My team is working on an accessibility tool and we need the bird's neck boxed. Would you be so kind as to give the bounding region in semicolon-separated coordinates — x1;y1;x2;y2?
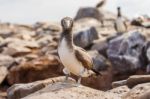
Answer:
61;29;74;49
118;10;122;18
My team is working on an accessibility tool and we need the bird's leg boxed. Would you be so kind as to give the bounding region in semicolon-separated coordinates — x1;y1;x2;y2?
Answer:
63;68;70;83
77;75;82;85
76;68;85;86
101;20;104;27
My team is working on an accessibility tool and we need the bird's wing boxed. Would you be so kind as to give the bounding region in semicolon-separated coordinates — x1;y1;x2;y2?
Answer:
75;47;93;69
114;21;117;31
123;21;128;31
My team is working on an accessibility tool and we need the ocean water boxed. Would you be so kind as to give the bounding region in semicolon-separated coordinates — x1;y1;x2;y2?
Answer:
0;0;149;24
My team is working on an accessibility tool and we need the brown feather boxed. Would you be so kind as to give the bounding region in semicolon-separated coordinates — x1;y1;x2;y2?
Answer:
74;47;93;69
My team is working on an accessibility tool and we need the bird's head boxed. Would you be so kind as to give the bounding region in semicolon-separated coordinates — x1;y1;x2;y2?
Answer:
117;6;121;17
117;7;121;11
61;17;73;31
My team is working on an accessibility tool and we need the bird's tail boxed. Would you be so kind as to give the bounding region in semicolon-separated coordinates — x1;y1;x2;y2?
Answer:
91;68;102;76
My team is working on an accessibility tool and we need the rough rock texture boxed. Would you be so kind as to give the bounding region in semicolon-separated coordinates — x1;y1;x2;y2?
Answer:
88;50;109;71
92;39;108;57
126;75;150;88
0;54;15;68
7;76;75;99
0;66;8;84
107;31;146;74
22;82;120;99
7;55;62;85
108;86;130;98
123;83;150;99
112;80;127;88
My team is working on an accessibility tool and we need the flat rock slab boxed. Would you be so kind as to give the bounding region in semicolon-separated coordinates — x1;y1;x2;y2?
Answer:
123;83;150;99
7;76;75;99
23;82;120;99
0;66;8;84
127;75;150;88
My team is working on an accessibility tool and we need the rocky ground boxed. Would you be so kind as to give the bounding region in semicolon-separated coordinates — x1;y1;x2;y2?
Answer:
0;7;150;99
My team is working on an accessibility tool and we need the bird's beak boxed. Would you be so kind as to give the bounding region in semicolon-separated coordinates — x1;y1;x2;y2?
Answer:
64;20;72;30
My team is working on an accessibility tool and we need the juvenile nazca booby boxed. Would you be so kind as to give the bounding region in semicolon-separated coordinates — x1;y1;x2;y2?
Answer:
58;17;100;84
114;7;127;33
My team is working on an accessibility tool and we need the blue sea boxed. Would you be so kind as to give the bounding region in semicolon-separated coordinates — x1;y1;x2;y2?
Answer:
0;0;149;24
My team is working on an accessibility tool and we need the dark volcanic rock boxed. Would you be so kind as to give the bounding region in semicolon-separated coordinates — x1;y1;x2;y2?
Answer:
74;27;99;48
140;41;150;73
92;39;108;57
74;7;104;24
88;50;109;71
107;31;146;74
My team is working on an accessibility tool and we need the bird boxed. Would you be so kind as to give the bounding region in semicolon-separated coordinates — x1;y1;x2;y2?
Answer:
58;17;101;85
96;0;106;8
114;7;127;34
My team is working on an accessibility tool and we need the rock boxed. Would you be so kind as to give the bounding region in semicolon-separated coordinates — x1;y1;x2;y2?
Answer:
22;82;120;99
0;54;15;68
88;50;109;71
139;41;150;73
7;40;39;49
33;22;61;32
74;18;101;30
112;80;127;88
107;31;146;74
138;90;150;99
108;86;130;98
37;35;53;47
126;75;150;88
0;66;8;84
74;7;104;25
7;76;75;99
42;42;58;55
91;39;108;57
81;65;113;90
2;46;31;56
74;27;99;48
123;83;150;99
0;92;7;99
131;15;150;28
0;23;14;38
7;55;62;85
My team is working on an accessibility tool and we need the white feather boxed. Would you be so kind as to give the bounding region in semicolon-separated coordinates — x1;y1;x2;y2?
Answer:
58;38;87;76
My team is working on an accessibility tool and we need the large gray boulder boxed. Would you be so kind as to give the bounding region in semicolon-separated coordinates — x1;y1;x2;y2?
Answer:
74;7;104;24
107;31;146;74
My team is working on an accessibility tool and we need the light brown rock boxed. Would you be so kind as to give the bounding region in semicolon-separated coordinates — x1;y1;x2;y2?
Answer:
127;75;150;88
7;55;62;85
7;76;75;99
123;83;150;99
23;82;120;99
112;80;127;88
0;54;15;68
108;86;130;98
0;66;8;84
